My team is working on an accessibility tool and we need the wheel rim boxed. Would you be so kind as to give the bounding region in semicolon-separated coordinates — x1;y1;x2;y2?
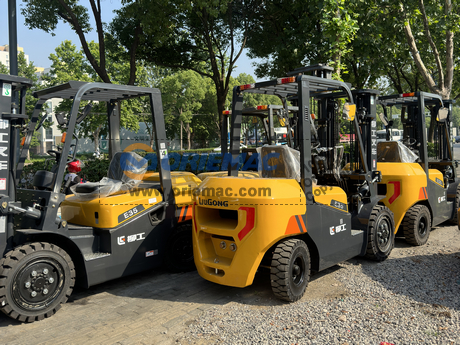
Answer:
418;215;428;237
376;216;391;252
291;254;305;286
12;257;65;311
171;234;193;264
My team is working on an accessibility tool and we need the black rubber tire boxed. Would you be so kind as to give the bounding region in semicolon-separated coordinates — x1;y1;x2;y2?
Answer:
402;204;431;246
365;205;395;261
164;223;195;273
449;185;460;225
0;242;75;322
270;239;310;302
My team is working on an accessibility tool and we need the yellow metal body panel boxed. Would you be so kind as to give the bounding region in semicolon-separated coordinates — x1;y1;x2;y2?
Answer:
314;186;348;212
377;162;435;231
193;176;306;288
197;171;259;180
61;188;163;228
61;171;200;228
428;169;444;187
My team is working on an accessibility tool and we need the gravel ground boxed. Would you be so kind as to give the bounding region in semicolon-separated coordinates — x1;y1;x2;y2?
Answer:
178;225;460;345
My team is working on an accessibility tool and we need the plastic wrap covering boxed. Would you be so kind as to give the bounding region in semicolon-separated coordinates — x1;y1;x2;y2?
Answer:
314;146;344;181
257;145;301;181
377;141;418;163
71;152;148;199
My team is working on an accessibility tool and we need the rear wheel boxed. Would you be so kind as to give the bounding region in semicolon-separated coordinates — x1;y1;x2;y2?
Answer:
449;185;460;225
365;205;395;261
0;242;75;322
270;239;310;302
164;223;195;272
402;204;431;246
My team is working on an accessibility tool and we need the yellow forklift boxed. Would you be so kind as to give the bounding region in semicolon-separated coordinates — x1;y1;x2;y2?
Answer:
192;65;395;302
0;78;199;322
376;92;457;245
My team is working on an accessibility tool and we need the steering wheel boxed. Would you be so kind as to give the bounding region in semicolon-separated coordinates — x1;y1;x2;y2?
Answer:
47;150;61;158
402;137;417;146
48;146;75;163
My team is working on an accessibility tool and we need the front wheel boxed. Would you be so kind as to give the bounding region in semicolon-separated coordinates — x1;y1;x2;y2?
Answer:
402;204;431;246
164;223;195;273
365;205;395;261
270;239;310;302
0;242;75;322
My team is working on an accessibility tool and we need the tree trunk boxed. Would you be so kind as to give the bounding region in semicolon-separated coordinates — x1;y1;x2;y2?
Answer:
93;126;101;152
186;122;191;150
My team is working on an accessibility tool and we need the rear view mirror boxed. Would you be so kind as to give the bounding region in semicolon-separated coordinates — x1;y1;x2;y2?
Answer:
378;113;388;126
77;103;93;124
437;107;448;122
343;103;356;121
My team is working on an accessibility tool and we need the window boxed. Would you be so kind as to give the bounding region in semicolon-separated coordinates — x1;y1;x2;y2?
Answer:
45;128;53;140
45;101;53;114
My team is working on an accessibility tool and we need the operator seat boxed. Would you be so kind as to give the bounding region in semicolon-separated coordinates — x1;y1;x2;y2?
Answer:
259;146;300;181
72;151;148;197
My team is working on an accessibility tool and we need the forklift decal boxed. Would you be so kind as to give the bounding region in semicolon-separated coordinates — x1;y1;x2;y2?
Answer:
237;207;255;240
438;195;446;203
388;181;401;204
117;232;146;245
117;205;145;223
330;223;346;235
418;187;428;200
176;205;192;223
284;215;307;235
1;83;11;97
435;177;443;186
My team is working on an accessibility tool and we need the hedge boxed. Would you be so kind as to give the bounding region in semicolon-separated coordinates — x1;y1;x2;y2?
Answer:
18;152;260;189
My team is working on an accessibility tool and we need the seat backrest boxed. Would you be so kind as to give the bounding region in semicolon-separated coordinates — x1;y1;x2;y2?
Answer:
259;146;300;180
377;141;401;162
107;152;148;183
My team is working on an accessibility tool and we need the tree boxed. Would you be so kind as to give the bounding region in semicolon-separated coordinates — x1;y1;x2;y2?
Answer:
245;0;358;79
42;41;141;151
118;0;256;135
160;70;207;150
394;1;459;141
21;0;143;85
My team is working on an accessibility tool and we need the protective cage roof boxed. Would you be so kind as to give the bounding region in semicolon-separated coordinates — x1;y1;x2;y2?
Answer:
33;81;160;102
378;92;444;107
0;73;33;87
230;105;299;118
242;75;352;99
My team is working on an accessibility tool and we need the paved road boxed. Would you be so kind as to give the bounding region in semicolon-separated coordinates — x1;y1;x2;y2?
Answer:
0;263;280;345
1;225;459;345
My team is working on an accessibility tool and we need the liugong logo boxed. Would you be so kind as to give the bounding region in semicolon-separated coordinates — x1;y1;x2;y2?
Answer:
198;199;229;207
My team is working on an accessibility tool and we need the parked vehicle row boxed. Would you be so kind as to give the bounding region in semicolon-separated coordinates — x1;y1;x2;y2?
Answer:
0;65;457;322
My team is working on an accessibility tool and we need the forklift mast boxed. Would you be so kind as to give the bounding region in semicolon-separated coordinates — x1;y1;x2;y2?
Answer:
0;74;33;256
378;92;451;176
354;90;380;172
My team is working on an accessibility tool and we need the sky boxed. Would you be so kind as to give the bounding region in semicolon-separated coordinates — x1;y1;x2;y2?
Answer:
0;0;261;80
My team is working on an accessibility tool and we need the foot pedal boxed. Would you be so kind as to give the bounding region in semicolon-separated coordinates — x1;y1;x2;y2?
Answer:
84;252;110;261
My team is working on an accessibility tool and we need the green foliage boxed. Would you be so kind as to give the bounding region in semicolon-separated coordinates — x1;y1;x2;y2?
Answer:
160;70;208;149
21;0;91;35
79;157;111;182
118;0;254;131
